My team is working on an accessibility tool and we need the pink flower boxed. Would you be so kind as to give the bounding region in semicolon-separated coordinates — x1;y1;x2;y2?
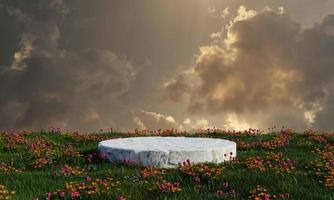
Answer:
70;191;80;198
85;176;92;182
46;192;51;198
46;192;51;200
330;160;334;167
86;154;93;163
117;196;126;200
58;191;65;198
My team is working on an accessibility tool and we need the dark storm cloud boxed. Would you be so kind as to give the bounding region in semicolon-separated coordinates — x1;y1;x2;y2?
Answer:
0;0;137;131
0;0;220;131
167;8;334;130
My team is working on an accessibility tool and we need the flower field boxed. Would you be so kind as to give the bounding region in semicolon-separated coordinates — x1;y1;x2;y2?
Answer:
0;128;333;199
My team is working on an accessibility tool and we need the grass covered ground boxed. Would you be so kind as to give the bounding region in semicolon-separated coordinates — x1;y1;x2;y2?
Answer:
0;128;333;200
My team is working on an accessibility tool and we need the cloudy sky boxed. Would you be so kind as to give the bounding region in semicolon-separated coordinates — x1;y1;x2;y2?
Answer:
1;0;334;132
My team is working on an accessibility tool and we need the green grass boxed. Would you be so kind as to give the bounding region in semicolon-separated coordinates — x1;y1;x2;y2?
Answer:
0;130;333;199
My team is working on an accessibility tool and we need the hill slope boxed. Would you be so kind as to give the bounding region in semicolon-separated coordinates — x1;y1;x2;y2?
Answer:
0;129;333;199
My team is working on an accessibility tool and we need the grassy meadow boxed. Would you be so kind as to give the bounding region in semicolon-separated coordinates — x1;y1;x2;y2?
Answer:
0;128;333;200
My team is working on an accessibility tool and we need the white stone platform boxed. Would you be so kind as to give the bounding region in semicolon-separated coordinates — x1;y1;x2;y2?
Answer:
98;137;237;168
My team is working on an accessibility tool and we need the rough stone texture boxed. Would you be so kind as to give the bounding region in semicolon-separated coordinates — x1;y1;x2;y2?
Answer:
98;137;237;168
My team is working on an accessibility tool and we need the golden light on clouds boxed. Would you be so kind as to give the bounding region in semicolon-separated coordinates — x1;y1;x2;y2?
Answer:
211;77;246;102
